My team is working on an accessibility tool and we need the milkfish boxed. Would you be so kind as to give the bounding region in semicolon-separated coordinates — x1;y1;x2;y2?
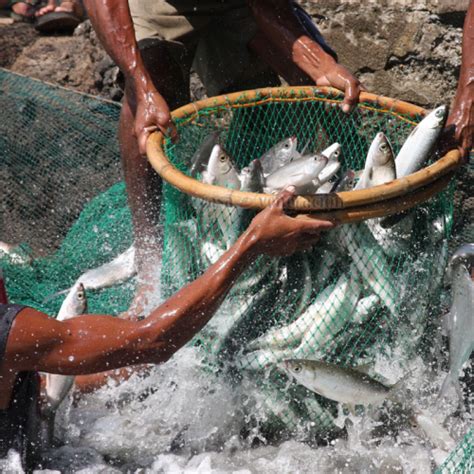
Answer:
395;105;447;178
45;282;88;414
355;132;395;190
247;270;360;353
318;143;342;185
201;144;241;248
51;245;136;298
439;243;474;403
260;136;299;176
410;409;456;453
280;359;406;410
356;134;411;257
190;131;221;178
337;222;399;317
264;154;328;194
295;270;362;356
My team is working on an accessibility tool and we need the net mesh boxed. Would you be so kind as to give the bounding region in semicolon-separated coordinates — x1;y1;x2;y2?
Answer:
0;69;471;464
436;428;473;474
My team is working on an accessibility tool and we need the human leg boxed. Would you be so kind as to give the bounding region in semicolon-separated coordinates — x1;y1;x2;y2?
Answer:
119;38;193;318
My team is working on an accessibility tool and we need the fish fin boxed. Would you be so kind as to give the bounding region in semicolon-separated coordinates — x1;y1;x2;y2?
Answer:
441;311;452;335
353;363;372;375
43;287;71;303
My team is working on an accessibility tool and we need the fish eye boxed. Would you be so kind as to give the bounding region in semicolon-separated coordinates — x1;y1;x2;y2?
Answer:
379;143;388;151
293;365;302;373
435;109;444;117
334;150;340;157
219;154;227;162
77;292;84;299
284;143;290;149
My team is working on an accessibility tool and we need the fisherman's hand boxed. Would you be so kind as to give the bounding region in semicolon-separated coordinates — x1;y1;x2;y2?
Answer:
247;187;336;257
443;90;474;163
133;86;178;155
293;37;362;113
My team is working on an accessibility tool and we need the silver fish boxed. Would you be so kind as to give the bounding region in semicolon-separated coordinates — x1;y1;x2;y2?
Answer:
280;359;404;408
439;244;474;402
319;143;342;184
296;270;361;355
395;105;447;178
264;154;328;194
202;144;240;190
239;159;264;193
355;132;395;190
260;136;299;176
51;245;136;300
335;170;356;192
411;410;455;452
200;144;241;248
45;282;87;413
337;223;399;317
190;131;221;177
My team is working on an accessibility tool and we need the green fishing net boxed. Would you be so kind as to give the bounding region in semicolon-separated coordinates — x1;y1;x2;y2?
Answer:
436;428;473;474
0;69;471;465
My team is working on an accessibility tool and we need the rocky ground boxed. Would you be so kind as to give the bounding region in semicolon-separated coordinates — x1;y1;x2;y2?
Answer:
0;2;468;108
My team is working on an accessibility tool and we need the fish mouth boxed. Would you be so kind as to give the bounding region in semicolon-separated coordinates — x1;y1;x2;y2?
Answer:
290;135;297;143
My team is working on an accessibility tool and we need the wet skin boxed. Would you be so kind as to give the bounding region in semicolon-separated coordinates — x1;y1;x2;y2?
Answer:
81;0;361;291
0;189;335;409
443;0;474;161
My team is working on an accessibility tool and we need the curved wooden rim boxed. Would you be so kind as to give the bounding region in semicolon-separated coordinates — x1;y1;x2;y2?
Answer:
295;172;453;224
146;86;461;213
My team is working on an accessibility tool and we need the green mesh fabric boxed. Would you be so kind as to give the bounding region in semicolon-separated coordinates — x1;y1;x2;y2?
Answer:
160;90;456;436
436;429;473;474
0;70;468;459
0;69;133;315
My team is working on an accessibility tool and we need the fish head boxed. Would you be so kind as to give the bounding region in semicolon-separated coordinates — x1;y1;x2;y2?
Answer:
240;160;264;192
208;144;233;177
425;105;448;130
74;282;88;313
371;132;395;167
335;170;356;191
275;136;298;165
321;142;342;162
449;243;474;275
306;154;328;177
281;359;313;383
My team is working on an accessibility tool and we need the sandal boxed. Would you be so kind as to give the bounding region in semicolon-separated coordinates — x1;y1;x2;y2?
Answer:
10;0;38;23
34;0;83;33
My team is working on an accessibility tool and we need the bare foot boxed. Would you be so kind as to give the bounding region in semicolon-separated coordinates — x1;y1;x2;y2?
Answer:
35;0;55;17
12;1;35;19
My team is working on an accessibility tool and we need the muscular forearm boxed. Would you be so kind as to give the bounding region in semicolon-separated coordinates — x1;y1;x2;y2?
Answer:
446;0;474;158
83;0;151;90
10;229;259;375
459;0;474;88
248;0;335;80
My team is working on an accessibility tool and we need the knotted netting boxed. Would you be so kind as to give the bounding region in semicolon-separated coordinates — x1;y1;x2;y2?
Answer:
1;69;471;460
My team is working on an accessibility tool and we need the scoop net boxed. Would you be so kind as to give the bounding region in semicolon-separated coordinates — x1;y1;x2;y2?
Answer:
0;69;471;462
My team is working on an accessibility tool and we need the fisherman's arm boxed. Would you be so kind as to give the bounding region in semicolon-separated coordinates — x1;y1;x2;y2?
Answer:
247;0;361;112
5;190;334;376
445;0;474;161
82;0;176;153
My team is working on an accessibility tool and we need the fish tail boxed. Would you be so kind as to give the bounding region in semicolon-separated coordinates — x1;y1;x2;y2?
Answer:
438;373;453;400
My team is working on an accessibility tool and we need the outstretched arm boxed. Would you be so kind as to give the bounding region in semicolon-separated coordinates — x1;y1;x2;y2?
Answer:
445;0;474;161
4;190;335;376
83;0;177;152
248;0;362;112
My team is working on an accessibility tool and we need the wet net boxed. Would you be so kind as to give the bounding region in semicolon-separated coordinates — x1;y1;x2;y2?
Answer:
1;69;471;464
436;428;473;474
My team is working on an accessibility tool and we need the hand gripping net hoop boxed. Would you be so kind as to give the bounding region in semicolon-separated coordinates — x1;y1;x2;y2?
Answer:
146;86;462;437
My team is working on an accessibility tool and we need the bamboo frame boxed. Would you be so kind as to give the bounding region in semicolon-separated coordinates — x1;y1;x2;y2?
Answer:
146;86;461;220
